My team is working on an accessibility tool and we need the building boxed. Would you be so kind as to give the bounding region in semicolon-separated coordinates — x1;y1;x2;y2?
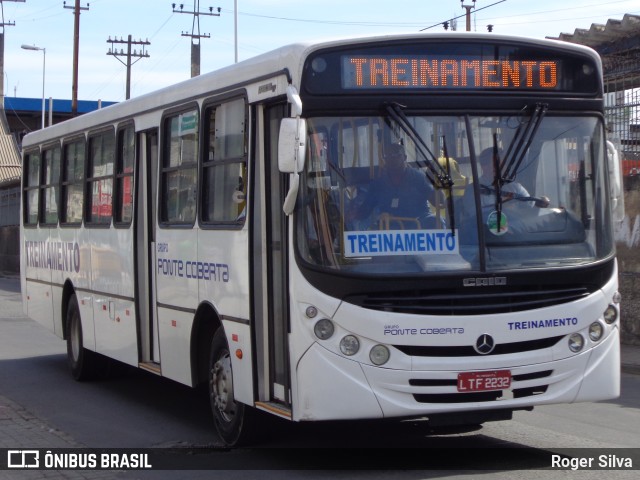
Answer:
4;97;116;150
548;14;640;188
549;13;640;345
0;108;21;274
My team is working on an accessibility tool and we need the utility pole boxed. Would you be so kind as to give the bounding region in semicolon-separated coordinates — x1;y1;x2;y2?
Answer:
461;0;476;32
0;1;25;105
107;35;150;100
172;1;221;77
63;0;89;116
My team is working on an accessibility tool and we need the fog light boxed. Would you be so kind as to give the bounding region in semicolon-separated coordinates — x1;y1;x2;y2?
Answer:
340;335;360;356
305;305;318;318
370;345;390;366
568;333;584;353
612;291;621;304
314;319;334;340
603;305;618;324
589;322;604;342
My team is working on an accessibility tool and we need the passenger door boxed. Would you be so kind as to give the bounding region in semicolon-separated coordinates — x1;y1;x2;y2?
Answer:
252;102;291;411
135;128;161;369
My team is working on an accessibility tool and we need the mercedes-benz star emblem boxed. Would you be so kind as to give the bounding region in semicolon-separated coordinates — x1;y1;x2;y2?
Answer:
474;334;496;355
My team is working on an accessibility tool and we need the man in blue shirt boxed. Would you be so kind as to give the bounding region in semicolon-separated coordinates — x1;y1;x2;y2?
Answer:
350;143;440;229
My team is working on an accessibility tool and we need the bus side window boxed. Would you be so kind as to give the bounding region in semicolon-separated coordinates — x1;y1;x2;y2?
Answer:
201;97;247;225
115;125;135;226
61;139;85;225
23;150;41;226
161;108;199;225
41;146;61;226
87;130;116;225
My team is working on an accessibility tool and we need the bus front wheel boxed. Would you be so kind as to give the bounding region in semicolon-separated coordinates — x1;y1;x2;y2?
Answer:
209;328;256;446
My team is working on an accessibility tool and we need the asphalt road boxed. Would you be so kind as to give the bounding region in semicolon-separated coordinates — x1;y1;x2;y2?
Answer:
1;276;638;479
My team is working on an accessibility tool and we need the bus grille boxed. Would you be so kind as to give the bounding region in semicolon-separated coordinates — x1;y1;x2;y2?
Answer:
344;286;591;315
394;336;564;357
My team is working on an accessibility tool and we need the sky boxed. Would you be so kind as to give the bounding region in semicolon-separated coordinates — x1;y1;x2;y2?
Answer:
2;0;639;103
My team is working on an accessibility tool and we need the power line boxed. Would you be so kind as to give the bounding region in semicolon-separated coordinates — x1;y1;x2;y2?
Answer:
484;11;640;27
421;0;507;31
481;0;639;21
218;8;427;28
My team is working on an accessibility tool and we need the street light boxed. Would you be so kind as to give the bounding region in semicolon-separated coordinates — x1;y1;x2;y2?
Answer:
21;44;46;130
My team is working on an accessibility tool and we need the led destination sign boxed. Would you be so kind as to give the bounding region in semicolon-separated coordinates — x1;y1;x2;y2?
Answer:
343;56;559;90
302;42;600;95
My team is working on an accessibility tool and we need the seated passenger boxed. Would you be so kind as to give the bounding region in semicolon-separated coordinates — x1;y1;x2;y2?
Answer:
437;155;467;199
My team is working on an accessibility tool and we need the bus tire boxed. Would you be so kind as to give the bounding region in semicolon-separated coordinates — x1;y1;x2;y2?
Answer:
66;294;100;381
209;328;256;446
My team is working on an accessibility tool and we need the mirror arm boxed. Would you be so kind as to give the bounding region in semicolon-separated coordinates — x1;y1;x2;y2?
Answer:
287;85;302;118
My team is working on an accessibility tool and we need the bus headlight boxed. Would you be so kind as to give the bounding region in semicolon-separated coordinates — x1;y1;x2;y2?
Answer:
568;333;584;353
589;322;604;342
603;305;618;324
314;319;334;340
340;335;360;356
369;345;390;366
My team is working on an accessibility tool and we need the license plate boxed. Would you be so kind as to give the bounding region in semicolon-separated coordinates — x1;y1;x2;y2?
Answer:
457;370;511;392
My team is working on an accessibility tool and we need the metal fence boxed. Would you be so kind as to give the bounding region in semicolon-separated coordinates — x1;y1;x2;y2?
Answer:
604;56;640;192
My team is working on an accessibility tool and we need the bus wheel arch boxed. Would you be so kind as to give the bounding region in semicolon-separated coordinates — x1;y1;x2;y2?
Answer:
61;280;76;341
64;291;102;381
208;327;259;446
191;304;259;446
191;302;220;387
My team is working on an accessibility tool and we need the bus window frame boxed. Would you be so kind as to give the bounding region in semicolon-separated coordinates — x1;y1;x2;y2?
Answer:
199;91;249;230
39;141;62;227
60;134;87;228
22;148;42;228
114;121;135;228
159;102;200;228
85;126;116;228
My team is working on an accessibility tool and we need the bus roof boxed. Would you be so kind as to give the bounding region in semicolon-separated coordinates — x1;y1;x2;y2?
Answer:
21;32;600;149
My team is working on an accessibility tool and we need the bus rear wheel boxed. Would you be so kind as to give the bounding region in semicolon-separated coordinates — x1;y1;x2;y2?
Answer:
66;294;101;381
209;328;256;446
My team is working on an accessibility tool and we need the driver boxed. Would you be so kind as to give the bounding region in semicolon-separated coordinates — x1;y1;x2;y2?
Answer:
349;143;441;229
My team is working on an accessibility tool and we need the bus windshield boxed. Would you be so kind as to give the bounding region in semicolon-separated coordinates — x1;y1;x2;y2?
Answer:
295;112;613;274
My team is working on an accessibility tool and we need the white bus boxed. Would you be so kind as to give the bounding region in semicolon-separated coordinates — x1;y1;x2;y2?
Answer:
21;33;622;446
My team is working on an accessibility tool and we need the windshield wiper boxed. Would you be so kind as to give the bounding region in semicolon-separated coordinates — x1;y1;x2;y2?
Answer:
502;103;548;182
491;136;505;232
440;135;456;236
486;103;547;233
384;103;453;189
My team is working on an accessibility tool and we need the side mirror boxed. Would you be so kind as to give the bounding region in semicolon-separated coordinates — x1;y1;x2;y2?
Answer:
278;118;306;173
